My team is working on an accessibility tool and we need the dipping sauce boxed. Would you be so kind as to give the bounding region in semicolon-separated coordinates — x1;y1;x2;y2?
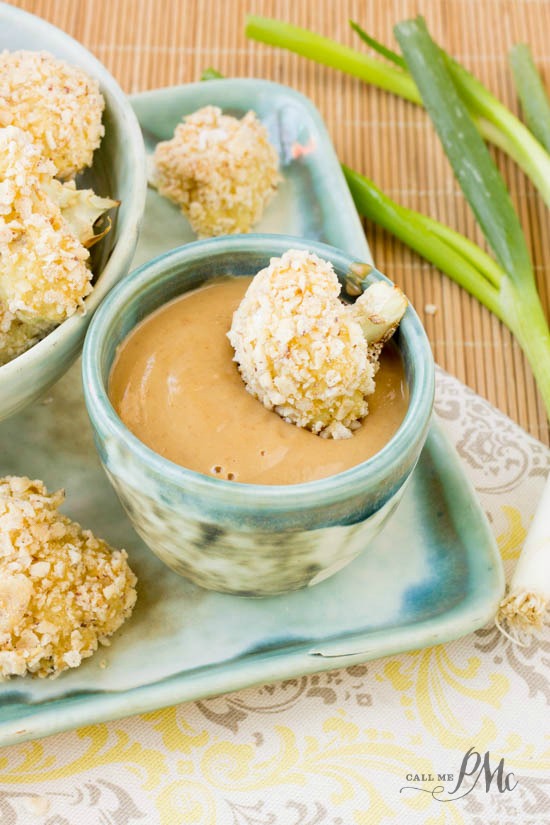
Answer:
109;277;409;485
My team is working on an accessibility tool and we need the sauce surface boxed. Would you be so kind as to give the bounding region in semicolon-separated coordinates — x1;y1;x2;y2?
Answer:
109;277;409;485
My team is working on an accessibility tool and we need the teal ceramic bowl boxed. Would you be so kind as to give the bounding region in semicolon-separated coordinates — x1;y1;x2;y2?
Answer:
83;235;435;595
0;4;147;420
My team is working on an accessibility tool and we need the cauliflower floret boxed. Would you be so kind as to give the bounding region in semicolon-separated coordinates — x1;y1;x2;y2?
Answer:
228;250;407;439
350;279;410;363
152;105;280;237
0;50;105;179
0;476;137;680
0;126;115;328
43;178;118;248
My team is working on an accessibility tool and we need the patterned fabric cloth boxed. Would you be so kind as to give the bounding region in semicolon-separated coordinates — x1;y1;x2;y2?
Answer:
0;368;548;825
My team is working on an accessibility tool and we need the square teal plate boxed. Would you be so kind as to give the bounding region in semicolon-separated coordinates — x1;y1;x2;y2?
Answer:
0;80;504;747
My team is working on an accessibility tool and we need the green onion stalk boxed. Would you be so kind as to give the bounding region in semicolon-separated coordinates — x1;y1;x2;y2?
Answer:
246;15;550;208
392;17;550;419
343;167;550;419
355;17;550;635
509;43;550;154
200;67;225;81
246;14;550;418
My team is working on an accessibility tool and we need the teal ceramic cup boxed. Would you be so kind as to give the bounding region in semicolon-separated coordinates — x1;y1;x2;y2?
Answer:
83;235;434;595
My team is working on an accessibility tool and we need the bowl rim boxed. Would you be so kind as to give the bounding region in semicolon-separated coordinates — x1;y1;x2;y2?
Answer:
0;2;147;380
83;234;435;507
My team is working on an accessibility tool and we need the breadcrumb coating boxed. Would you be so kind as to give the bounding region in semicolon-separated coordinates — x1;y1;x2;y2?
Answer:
0;126;92;325
229;250;374;438
0;302;52;366
228;250;407;439
152;105;280;237
0;476;137;680
0;50;105;179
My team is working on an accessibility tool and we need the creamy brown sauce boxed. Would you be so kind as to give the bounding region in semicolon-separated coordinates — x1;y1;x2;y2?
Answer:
109;277;409;485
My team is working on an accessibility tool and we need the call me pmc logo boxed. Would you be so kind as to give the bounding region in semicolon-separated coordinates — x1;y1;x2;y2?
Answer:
401;747;518;802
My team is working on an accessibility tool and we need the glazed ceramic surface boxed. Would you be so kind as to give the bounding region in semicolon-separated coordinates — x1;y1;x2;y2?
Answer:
83;235;434;594
0;359;503;746
0;3;147;420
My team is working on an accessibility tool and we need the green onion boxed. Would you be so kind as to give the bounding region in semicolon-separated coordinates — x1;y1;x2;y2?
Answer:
245;14;550;412
394;18;533;287
343;166;550;405
349;21;550;206
497;473;550;638
392;17;550;416
245;15;550;208
342;167;506;321
366;27;550;641
442;54;550;207
503;45;550;637
509;43;550;153
344;166;550;423
246;13;550;633
245;16;420;103
349;21;406;69
200;67;225;81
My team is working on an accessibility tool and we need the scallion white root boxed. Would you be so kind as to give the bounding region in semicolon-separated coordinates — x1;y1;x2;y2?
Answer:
497;472;550;640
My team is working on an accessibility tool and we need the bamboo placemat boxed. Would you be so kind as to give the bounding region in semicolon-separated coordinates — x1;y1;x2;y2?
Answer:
7;0;550;444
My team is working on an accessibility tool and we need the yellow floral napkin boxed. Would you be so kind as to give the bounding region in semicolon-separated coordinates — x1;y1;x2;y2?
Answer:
0;367;548;825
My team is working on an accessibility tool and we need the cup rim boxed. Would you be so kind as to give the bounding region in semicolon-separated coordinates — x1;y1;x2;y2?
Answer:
82;234;435;508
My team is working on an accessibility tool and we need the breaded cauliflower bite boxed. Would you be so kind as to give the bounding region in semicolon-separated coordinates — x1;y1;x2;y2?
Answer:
0;126;115;342
0;476;137;679
152;105;280;237
228;250;407;439
0;126;92;324
0;50;105;179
